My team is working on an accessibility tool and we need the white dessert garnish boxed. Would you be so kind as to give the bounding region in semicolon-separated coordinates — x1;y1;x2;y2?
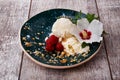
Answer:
77;18;103;43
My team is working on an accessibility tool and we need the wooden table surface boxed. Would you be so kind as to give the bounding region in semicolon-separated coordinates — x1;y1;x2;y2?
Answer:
0;0;120;80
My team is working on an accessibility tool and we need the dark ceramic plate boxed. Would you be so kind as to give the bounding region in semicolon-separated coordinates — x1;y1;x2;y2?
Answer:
19;9;101;69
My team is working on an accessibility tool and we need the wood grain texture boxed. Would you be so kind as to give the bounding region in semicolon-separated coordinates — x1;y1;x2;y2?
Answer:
0;0;30;80
20;0;111;80
96;0;120;80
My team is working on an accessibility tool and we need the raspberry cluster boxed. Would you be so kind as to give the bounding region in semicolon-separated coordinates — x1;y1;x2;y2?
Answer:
45;35;64;52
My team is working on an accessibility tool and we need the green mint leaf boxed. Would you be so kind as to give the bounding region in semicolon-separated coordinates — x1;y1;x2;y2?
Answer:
71;11;82;24
75;11;82;19
82;42;89;48
86;13;98;23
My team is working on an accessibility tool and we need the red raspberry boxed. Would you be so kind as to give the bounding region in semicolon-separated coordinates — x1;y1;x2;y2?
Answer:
55;42;64;51
46;35;58;45
45;44;54;52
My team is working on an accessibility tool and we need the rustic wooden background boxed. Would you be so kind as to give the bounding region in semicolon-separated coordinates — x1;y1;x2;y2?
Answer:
0;0;120;80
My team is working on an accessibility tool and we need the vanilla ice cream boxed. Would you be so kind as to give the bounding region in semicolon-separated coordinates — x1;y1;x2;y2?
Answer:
62;36;90;55
52;18;76;37
52;18;82;42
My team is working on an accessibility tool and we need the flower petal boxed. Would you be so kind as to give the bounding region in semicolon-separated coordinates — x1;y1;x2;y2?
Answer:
77;18;89;31
82;34;103;43
88;19;103;36
70;28;83;43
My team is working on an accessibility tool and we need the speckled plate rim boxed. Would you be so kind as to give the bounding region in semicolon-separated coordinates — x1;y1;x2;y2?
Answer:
19;8;102;69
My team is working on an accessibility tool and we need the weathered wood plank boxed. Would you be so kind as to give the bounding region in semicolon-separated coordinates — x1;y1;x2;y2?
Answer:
29;0;88;18
96;0;120;80
20;0;111;80
0;0;30;80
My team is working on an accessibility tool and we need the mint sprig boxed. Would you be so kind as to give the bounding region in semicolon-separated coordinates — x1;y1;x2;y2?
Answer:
57;11;99;24
71;11;82;24
82;42;89;48
71;11;98;24
86;13;98;23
